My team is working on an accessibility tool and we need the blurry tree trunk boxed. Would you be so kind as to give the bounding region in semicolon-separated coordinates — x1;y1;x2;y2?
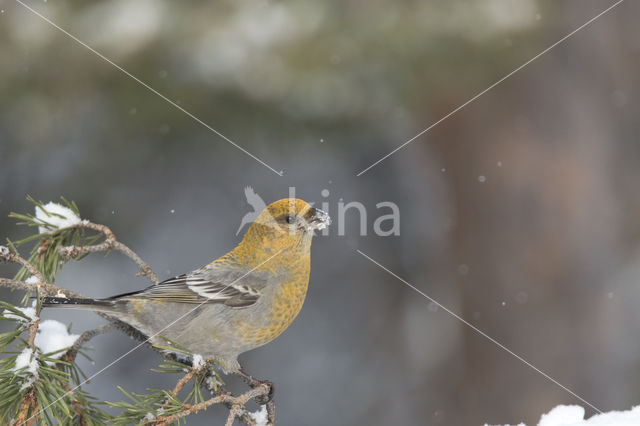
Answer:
426;8;628;422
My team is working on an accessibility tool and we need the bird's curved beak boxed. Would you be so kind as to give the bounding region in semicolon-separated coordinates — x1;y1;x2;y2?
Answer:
308;207;331;231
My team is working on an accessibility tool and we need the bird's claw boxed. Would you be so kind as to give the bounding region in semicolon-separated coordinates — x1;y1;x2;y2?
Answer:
236;370;274;405
254;380;274;405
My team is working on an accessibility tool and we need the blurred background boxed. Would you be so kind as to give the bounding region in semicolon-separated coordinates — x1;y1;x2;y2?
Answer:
1;0;639;424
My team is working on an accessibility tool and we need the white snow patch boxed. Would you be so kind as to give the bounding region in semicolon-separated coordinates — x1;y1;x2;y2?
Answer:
538;405;585;426
12;348;39;390
205;375;215;392
578;405;640;425
143;412;155;421
192;354;205;369
489;404;640;426
35;202;82;234
9;320;79;389
249;405;268;426
19;375;37;391
485;423;524;426
3;301;37;322
25;275;39;285
35;319;80;360
13;348;38;374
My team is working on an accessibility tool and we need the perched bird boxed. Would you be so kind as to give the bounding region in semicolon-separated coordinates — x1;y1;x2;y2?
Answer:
43;198;330;373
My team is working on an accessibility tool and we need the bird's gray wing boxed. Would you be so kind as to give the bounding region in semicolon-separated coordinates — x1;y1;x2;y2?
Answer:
119;265;269;308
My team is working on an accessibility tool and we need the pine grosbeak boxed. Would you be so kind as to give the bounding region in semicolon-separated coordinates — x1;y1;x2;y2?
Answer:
42;198;330;372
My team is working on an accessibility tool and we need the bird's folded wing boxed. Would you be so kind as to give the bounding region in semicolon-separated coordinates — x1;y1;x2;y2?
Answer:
118;265;269;308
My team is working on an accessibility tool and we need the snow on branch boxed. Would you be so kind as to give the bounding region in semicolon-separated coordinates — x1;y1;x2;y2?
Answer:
34;202;83;234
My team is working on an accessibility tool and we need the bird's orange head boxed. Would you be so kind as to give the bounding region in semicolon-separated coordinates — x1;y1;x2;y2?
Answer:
234;198;330;264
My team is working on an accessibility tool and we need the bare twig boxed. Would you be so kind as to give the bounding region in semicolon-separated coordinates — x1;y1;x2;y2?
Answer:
0;277;82;298
171;360;207;396
266;400;275;424
226;405;242;426
0;247;45;285
15;387;38;426
60;324;114;364
61;381;87;426
26;319;39;349
60;222;159;283
236;369;274;406
55;326;113;425
153;357;213;425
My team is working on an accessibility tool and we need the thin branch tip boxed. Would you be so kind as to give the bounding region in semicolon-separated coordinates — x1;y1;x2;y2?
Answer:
62;221;159;283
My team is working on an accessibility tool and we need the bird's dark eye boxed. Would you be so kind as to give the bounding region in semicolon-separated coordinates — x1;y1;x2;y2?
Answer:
285;215;295;224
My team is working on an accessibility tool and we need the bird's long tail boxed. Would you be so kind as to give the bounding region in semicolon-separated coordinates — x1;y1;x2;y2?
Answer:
42;297;118;313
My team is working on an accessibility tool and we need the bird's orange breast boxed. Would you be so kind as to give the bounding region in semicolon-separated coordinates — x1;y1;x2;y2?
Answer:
237;259;310;346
